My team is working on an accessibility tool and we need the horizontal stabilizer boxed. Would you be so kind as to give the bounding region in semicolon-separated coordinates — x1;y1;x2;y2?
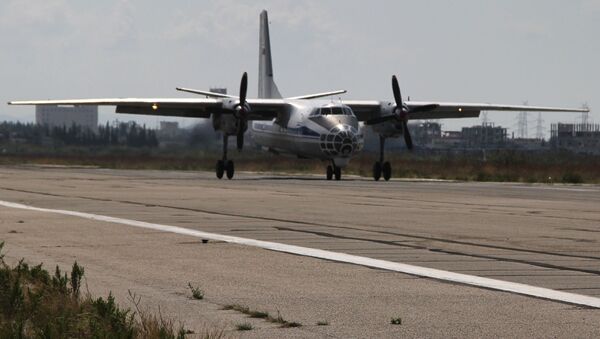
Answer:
287;90;347;100
175;87;236;99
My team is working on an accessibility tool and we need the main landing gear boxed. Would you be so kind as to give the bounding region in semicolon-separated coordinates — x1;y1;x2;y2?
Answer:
373;136;392;181
216;134;235;180
326;163;342;181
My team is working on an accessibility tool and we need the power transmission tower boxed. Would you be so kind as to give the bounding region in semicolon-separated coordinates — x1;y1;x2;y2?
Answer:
535;112;544;140
581;102;590;125
516;101;529;139
518;112;529;138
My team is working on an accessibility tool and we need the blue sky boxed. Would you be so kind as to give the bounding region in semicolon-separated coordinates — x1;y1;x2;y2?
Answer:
1;0;597;137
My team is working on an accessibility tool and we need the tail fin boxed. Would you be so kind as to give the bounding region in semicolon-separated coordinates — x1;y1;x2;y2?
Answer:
258;10;282;99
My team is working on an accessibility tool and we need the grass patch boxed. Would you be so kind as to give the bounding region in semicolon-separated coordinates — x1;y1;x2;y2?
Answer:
188;282;204;300
390;317;402;325
562;172;583;184
248;310;269;319
222;304;249;313
235;322;253;331
0;241;208;338
271;311;302;328
222;304;302;328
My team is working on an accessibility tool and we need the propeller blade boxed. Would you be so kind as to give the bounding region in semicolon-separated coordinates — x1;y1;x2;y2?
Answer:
402;120;413;150
391;75;413;150
392;75;402;107
239;72;248;104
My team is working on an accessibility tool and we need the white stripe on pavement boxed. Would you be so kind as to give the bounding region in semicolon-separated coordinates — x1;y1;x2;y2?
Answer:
1;199;599;309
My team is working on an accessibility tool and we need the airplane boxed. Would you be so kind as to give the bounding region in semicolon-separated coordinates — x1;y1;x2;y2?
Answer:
9;10;589;181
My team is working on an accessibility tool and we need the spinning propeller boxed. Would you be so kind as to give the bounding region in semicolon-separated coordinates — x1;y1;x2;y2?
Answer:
234;72;250;150
366;76;439;150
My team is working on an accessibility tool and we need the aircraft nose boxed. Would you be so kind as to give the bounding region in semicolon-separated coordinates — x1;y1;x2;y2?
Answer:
319;124;363;157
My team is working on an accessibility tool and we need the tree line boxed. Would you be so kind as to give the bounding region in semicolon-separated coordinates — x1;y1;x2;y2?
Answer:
0;121;158;148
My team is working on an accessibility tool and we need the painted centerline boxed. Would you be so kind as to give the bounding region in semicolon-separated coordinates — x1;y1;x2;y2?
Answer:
1;199;599;309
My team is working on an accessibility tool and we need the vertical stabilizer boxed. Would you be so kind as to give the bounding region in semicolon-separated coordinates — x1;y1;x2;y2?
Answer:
258;10;282;99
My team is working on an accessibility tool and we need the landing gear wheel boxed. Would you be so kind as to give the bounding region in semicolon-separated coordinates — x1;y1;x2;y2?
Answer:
382;161;392;181
216;160;225;179
225;160;235;180
373;162;382;181
326;165;333;180
334;166;342;181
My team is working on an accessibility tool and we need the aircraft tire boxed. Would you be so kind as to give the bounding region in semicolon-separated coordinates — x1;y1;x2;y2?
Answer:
226;160;235;179
326;165;333;180
216;160;225;179
334;166;342;181
373;162;382;181
383;161;392;181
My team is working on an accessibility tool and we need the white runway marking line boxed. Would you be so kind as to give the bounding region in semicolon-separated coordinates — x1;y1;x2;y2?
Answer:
1;200;600;309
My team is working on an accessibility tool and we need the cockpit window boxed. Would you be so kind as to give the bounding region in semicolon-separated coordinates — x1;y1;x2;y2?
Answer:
331;107;344;115
314;106;354;116
320;107;332;115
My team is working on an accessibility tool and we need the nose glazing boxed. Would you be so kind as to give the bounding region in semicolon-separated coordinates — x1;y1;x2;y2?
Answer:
320;124;362;157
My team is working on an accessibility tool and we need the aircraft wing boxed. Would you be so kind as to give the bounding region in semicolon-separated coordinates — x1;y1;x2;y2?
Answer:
344;100;588;121
8;98;290;121
406;101;588;120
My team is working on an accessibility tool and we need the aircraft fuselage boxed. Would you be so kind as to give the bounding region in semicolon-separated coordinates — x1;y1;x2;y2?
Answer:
248;100;364;168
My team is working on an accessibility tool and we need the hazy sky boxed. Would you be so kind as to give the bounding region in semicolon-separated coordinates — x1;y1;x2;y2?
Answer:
1;0;598;137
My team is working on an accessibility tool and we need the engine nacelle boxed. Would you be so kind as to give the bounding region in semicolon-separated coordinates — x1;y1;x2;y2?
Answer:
369;102;403;138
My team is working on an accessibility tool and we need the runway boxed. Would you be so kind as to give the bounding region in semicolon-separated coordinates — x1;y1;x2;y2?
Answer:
1;166;599;337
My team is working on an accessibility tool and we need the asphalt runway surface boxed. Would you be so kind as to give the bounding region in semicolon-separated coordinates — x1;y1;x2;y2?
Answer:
1;166;599;338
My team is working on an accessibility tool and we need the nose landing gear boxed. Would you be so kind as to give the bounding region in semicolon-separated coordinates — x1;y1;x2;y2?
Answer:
326;163;342;181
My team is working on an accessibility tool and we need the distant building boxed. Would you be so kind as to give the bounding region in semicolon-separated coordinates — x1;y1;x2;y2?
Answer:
509;137;546;151
437;131;463;148
209;87;227;95
36;105;98;131
410;122;442;147
550;123;600;154
461;124;507;148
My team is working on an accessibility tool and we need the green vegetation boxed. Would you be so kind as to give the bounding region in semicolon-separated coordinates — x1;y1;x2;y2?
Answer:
188;283;204;300
222;304;301;328
0;242;192;338
2;133;599;183
390;317;402;325
0;121;158;148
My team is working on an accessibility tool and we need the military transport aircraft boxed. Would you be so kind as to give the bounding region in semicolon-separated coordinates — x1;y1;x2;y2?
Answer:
9;10;588;181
